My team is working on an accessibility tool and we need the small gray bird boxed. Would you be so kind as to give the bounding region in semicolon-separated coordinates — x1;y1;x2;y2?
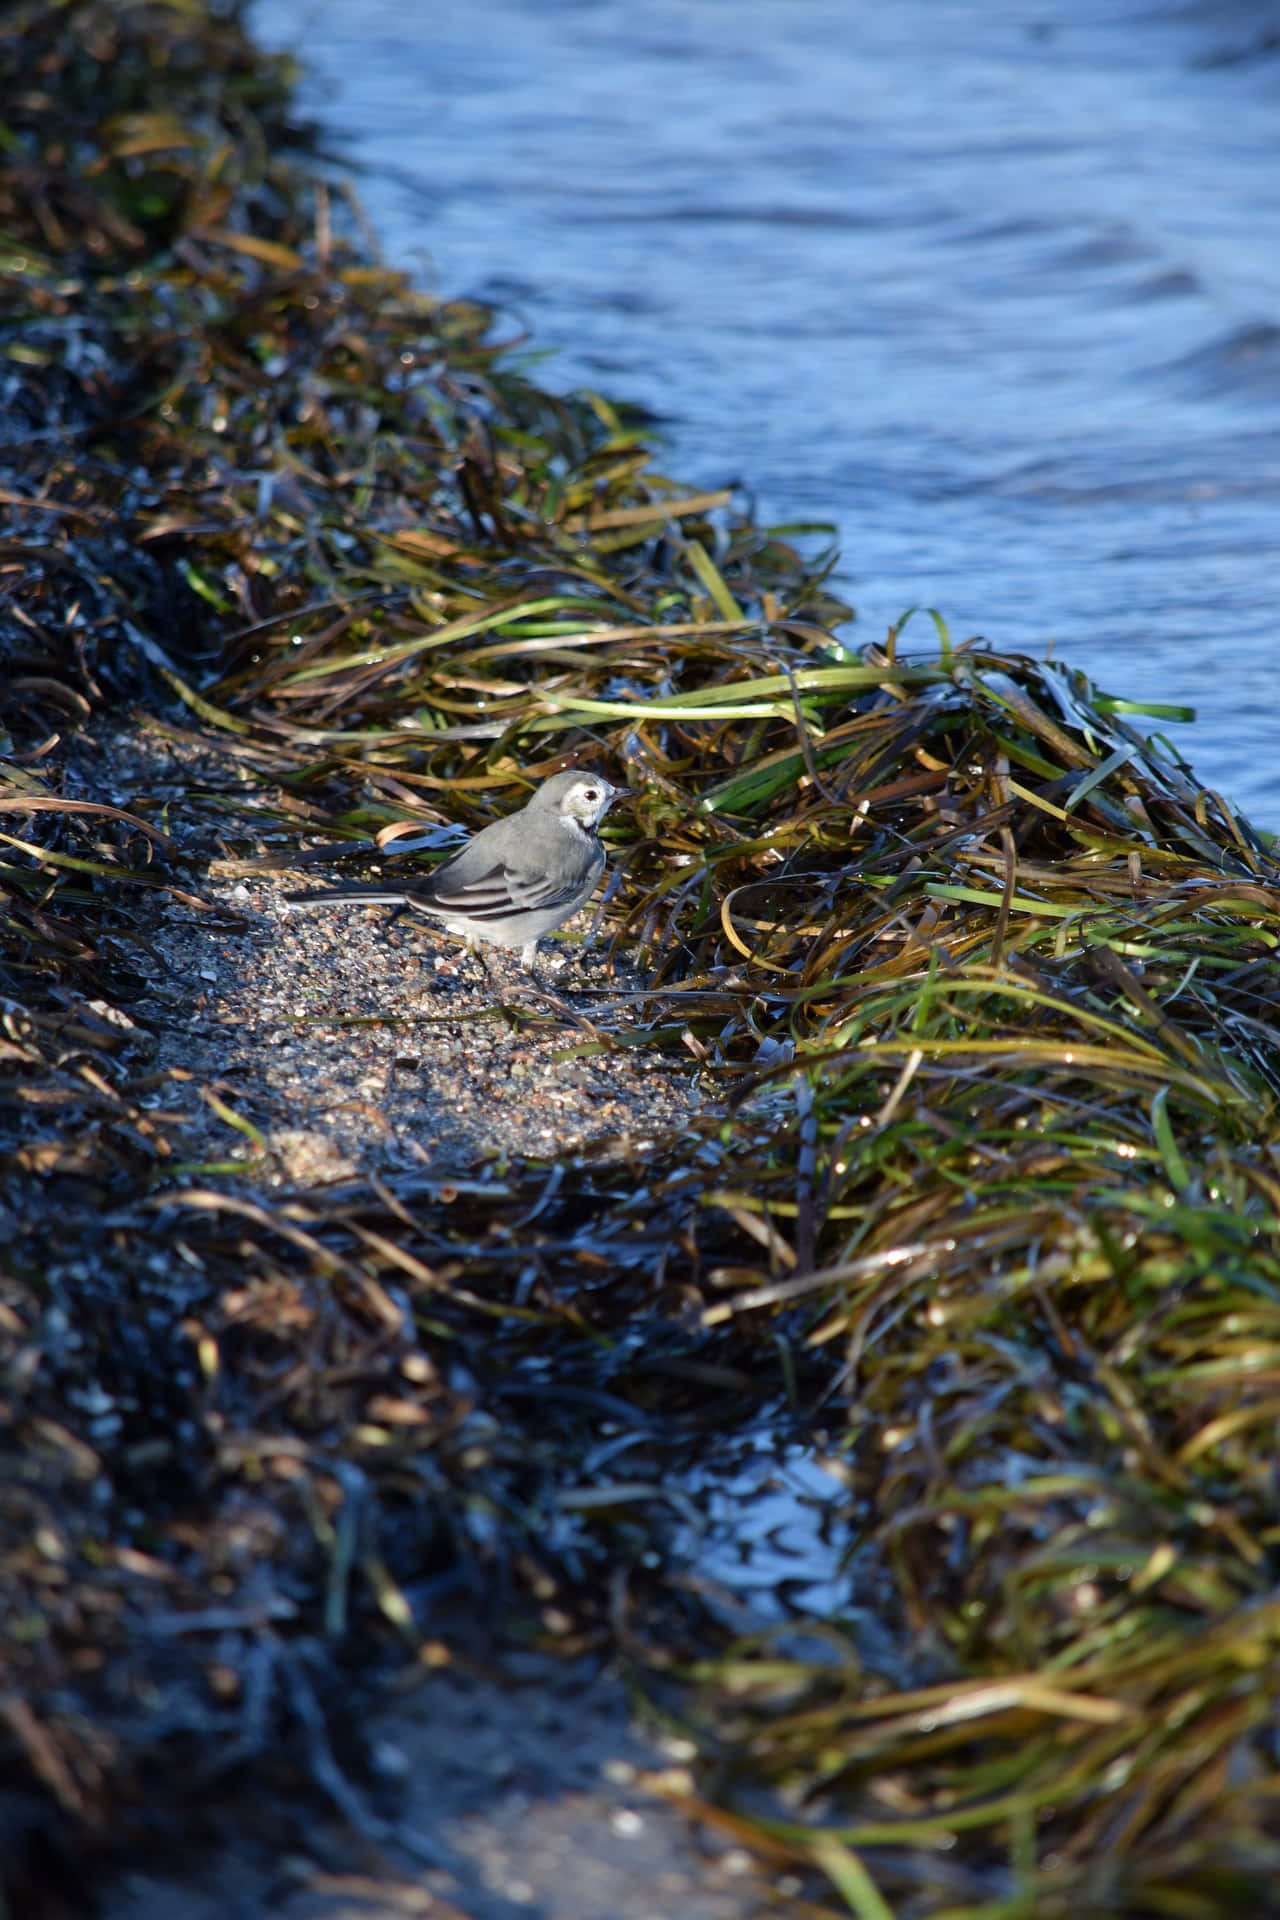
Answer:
287;770;621;970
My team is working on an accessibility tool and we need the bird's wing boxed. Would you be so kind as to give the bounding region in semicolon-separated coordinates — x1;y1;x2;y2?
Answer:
424;850;600;923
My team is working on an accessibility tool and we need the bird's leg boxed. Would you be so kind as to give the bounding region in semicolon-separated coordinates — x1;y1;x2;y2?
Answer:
466;933;494;983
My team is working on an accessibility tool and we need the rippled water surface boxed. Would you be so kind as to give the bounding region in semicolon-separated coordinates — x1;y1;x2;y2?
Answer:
255;0;1280;822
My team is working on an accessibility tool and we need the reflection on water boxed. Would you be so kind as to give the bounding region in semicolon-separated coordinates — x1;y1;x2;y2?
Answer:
672;1426;914;1680
255;0;1280;824
679;1431;855;1624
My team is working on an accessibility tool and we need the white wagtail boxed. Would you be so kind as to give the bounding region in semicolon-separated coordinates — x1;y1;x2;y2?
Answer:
287;770;622;970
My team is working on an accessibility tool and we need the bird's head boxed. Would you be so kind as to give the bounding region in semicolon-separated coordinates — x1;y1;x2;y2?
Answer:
537;770;622;830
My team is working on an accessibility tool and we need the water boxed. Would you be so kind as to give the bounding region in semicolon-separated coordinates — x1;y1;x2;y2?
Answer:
252;0;1280;822
679;1431;856;1624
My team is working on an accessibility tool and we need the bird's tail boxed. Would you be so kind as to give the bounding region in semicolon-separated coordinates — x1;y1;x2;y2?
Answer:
286;884;420;908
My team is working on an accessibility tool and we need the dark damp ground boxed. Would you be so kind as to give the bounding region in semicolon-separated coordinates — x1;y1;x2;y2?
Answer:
108;1634;786;1920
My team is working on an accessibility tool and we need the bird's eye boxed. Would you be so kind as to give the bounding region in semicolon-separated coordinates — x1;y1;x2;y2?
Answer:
584;787;599;801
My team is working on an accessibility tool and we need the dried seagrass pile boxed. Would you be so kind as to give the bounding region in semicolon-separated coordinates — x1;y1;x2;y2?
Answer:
3;4;1280;1915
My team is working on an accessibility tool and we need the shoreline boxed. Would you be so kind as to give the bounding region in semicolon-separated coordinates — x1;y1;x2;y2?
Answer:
4;4;1280;1916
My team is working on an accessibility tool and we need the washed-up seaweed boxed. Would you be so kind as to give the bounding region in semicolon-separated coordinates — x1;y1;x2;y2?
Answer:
3;3;1280;1915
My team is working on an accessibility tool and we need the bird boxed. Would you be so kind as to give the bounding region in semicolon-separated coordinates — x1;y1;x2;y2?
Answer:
286;769;622;971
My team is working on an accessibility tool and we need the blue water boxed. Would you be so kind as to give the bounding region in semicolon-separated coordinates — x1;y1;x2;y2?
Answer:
254;0;1280;824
